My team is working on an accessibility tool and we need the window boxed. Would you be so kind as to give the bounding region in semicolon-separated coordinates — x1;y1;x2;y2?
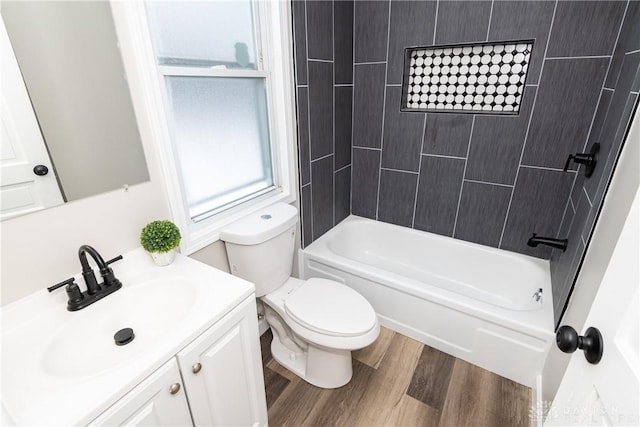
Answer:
110;1;297;253
158;75;275;221
146;1;277;221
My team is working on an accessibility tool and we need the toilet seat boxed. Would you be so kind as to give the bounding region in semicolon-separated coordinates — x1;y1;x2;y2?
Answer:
262;276;380;351
284;278;377;337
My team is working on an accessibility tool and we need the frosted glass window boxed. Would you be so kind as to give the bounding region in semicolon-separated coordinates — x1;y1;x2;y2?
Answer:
145;0;277;222
165;77;274;220
146;1;257;69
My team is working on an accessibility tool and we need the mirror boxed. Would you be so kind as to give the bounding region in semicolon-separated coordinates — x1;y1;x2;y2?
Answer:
1;1;150;220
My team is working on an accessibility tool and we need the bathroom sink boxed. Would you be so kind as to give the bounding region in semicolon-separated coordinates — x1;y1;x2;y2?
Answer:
41;277;197;377
1;247;255;425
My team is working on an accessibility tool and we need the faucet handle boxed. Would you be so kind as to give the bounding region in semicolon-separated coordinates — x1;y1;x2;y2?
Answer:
99;255;122;275
47;277;76;293
563;143;600;177
102;255;123;287
47;278;84;308
106;255;123;266
65;281;84;307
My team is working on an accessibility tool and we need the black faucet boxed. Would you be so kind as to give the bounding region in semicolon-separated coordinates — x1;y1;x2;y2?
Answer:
527;233;568;252
48;245;123;311
80;245;113;294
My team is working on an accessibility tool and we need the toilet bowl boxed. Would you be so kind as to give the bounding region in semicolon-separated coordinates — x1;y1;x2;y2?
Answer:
262;277;379;388
220;203;380;388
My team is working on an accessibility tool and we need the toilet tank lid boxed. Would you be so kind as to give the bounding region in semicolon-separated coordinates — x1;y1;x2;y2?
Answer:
219;202;298;245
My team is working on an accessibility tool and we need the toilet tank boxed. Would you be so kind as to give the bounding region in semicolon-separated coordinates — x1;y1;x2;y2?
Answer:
220;203;298;297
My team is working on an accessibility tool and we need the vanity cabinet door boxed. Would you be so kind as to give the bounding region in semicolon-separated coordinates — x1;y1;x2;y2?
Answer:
177;297;268;427
89;358;192;426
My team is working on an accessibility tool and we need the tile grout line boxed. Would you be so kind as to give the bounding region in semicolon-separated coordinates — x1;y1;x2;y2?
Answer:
569;195;576;214
374;0;392;221
452;116;475;237
332;0;336;228
555;171;578;239
520;164;576;173
353;145;382;151
559;206;580;292
304;0;314;241
432;0;439;45
533;1;555;86
485;0;494;42
350;0;356;217
625;48;640;56
464;178;513;189
381;167;420;175
582;186;593;207
297;89;307;244
423;153;466;160
334;83;353;87
308;58;333;63
311;152;333;163
498;0;558;249
335;163;350;173
412;115;429;228
354;61;387;65
545;55;611;61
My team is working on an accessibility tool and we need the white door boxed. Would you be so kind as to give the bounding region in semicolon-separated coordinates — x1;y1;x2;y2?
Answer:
0;17;64;220
89;359;193;426
546;189;639;426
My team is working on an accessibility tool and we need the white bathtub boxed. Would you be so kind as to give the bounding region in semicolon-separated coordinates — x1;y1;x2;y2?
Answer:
300;215;555;387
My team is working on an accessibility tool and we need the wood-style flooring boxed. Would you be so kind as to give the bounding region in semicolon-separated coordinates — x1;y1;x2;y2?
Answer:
261;327;531;427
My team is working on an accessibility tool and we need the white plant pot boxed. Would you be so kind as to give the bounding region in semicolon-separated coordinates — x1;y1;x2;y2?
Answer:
149;249;176;266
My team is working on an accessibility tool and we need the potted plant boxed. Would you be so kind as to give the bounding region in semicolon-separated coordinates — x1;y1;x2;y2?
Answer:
140;220;181;266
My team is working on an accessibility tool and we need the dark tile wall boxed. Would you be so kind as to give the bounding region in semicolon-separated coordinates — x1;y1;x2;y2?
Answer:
294;0;354;245
550;1;640;325
350;0;616;260
293;1;639;325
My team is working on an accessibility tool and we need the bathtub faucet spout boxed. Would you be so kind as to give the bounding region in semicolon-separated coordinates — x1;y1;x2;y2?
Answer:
527;233;568;252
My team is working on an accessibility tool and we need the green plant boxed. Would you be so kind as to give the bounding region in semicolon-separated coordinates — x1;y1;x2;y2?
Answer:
140;220;181;253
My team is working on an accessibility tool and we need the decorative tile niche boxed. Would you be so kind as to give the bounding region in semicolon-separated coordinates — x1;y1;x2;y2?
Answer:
402;40;534;114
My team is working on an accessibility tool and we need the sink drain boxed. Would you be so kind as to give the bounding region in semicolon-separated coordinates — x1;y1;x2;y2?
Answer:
114;328;135;346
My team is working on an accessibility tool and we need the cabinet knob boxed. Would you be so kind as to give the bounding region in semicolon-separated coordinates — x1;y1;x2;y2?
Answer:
192;362;202;374
169;382;181;395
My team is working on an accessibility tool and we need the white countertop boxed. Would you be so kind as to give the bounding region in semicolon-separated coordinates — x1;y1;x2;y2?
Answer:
1;248;254;426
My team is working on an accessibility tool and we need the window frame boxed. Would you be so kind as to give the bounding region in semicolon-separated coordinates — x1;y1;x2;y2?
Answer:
111;0;298;254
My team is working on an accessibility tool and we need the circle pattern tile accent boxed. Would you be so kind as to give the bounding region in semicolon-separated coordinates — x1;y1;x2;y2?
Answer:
404;41;533;114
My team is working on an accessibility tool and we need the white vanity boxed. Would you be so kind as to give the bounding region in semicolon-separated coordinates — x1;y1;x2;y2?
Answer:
1;248;268;426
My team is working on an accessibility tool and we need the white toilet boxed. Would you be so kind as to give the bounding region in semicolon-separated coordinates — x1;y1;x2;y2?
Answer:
220;202;380;388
